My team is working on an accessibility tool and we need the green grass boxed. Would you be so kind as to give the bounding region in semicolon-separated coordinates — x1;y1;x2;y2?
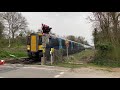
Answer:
0;46;27;59
92;58;120;68
51;49;95;68
63;49;95;64
53;62;88;68
51;49;116;69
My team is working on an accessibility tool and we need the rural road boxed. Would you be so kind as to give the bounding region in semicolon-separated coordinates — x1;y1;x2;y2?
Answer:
0;64;120;78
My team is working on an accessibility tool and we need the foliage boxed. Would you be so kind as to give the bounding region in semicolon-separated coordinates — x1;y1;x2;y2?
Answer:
0;22;4;39
0;46;27;59
53;50;95;68
66;35;89;45
1;12;28;39
89;12;120;67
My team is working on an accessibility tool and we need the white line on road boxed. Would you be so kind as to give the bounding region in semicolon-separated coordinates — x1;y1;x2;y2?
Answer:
60;72;64;75
0;77;4;78
23;67;56;70
23;67;68;71
54;72;64;78
54;75;60;78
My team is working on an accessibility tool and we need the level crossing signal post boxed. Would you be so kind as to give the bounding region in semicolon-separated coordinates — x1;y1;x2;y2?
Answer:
41;24;52;65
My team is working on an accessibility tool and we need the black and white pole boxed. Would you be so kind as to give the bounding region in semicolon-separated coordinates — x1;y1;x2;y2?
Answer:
50;48;54;65
50;51;53;65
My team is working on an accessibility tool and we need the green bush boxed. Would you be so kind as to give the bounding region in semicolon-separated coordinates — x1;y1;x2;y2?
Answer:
96;42;113;58
93;42;120;67
0;39;9;48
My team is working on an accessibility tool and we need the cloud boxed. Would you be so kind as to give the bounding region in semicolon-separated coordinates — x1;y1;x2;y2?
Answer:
21;12;94;45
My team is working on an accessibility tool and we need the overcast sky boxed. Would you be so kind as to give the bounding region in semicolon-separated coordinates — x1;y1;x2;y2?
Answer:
21;12;94;46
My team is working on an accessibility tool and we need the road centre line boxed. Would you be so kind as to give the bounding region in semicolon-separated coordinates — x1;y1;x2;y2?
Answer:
54;75;61;78
60;72;64;75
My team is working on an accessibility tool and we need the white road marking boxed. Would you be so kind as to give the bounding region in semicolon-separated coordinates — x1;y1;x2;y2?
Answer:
54;75;60;78
23;67;55;70
54;72;65;78
23;67;68;71
23;67;65;78
0;77;4;78
60;72;64;75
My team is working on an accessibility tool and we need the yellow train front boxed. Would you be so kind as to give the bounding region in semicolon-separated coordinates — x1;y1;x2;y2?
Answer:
27;33;43;60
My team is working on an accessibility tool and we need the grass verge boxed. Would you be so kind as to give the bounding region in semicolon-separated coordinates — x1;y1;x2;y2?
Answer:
0;46;27;60
50;49;95;68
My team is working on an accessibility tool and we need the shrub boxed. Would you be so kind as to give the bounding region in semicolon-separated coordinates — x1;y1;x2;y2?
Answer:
96;42;113;58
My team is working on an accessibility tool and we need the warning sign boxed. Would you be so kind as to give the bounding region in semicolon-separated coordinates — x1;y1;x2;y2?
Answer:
65;40;69;47
42;34;50;46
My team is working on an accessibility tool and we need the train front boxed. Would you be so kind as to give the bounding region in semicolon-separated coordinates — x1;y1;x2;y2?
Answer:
27;33;43;59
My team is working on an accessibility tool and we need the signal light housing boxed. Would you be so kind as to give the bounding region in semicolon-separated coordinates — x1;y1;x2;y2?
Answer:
42;24;52;34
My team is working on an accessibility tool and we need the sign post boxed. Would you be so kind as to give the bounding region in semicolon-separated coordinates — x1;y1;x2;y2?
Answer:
50;48;54;65
67;47;68;58
65;40;69;59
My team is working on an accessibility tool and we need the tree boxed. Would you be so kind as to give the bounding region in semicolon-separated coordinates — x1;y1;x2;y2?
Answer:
89;12;120;45
66;35;76;41
1;12;28;47
0;22;4;39
76;36;85;44
88;12;120;63
24;29;35;36
92;28;98;48
84;40;89;45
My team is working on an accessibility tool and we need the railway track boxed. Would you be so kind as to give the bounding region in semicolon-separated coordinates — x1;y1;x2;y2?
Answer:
5;57;42;65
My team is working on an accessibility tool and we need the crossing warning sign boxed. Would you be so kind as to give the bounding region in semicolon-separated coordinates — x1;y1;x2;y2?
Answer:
65;40;69;47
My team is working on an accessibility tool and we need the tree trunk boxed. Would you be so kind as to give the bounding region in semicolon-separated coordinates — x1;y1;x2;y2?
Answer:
11;29;15;39
8;28;11;47
8;36;11;47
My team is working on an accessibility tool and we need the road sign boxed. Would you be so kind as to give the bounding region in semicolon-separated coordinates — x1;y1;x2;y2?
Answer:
65;40;69;47
42;34;50;46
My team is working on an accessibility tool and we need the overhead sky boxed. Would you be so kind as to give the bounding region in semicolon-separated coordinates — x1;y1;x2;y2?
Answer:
21;12;94;46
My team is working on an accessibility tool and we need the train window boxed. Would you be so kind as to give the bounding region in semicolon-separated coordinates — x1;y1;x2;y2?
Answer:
62;40;66;49
51;38;58;49
55;38;59;49
68;42;71;49
73;43;74;48
38;36;42;45
71;42;73;49
27;36;30;45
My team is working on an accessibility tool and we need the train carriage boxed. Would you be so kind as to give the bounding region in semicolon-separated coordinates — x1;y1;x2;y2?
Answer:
27;33;86;61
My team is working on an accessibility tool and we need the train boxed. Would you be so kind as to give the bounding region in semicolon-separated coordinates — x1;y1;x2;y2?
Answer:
26;32;86;61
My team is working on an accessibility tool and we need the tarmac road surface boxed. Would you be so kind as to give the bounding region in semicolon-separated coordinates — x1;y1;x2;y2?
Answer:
0;64;120;78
